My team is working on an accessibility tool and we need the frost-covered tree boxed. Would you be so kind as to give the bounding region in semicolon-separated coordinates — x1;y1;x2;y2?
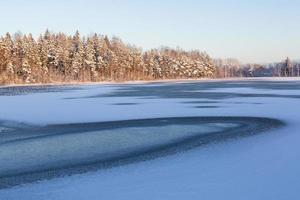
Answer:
84;38;98;81
71;31;85;80
0;30;219;84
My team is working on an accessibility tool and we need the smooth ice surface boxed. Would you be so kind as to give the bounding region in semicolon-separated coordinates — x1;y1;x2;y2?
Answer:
0;123;231;177
0;78;300;200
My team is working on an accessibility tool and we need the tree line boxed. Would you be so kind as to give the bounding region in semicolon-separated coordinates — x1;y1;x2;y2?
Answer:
0;31;215;84
214;57;300;78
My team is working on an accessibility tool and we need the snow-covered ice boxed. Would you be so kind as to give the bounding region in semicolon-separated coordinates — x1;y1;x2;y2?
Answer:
0;78;300;200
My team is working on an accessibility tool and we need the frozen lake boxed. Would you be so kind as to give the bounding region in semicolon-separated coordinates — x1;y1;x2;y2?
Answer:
0;78;300;200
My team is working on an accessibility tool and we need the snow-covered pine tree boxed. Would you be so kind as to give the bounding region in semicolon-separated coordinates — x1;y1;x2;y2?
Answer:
84;37;97;81
71;31;85;81
0;31;219;83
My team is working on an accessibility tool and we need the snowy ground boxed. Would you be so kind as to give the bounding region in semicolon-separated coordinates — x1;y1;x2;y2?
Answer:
0;78;300;200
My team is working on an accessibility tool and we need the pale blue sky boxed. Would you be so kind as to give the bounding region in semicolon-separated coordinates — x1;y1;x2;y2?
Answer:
1;0;300;63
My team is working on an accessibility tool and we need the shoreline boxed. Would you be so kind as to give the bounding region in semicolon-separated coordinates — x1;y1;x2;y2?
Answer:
1;77;300;88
